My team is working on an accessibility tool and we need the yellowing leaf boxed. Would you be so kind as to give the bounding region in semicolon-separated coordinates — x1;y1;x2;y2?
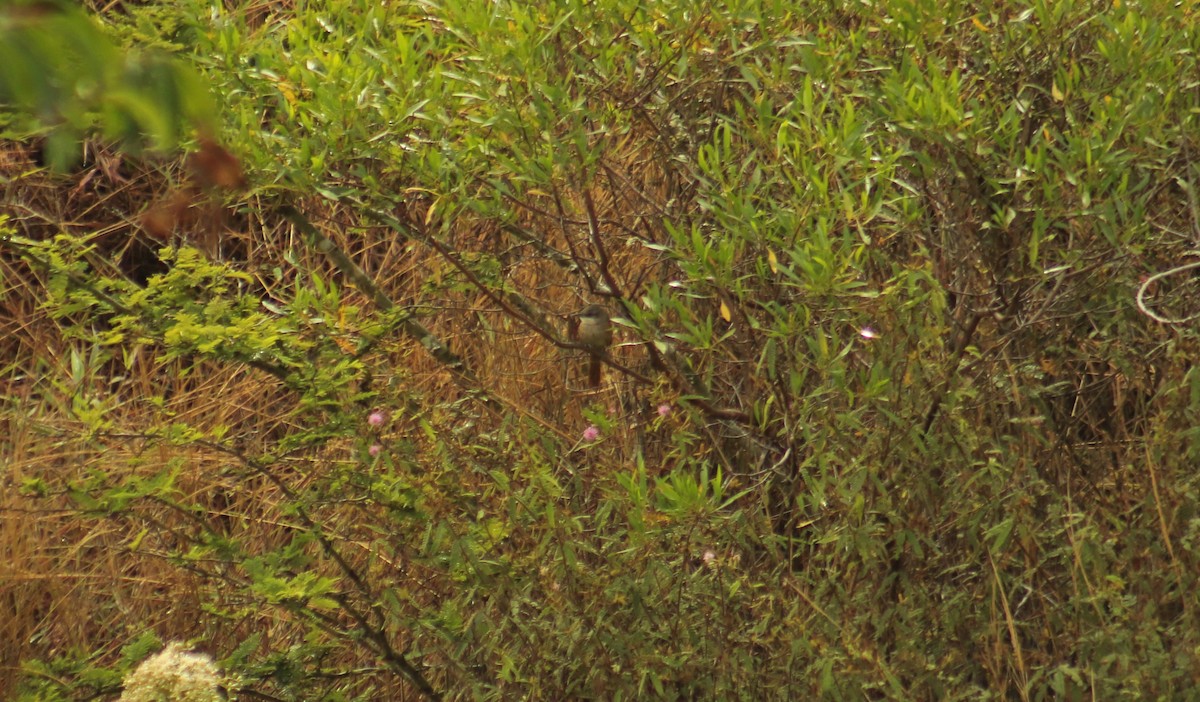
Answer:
767;248;779;274
719;301;732;322
1051;82;1064;102
277;82;297;106
971;16;990;33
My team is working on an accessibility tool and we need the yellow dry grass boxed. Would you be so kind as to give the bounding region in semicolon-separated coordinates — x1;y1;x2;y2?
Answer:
0;135;676;697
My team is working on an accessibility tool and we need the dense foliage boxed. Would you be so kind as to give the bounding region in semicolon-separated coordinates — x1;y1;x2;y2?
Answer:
4;0;1200;699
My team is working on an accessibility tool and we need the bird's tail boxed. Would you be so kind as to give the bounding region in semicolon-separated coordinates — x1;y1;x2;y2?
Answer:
588;356;602;387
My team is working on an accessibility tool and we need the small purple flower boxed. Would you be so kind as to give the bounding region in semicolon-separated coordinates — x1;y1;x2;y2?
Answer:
582;425;600;441
657;403;672;417
368;443;382;457
368;411;385;427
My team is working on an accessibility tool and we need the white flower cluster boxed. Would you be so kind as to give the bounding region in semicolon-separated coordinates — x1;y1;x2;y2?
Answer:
118;642;223;702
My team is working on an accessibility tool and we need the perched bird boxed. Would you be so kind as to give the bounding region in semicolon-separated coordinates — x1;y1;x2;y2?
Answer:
575;304;612;387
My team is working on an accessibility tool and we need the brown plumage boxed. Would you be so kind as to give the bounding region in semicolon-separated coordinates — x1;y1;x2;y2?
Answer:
576;304;612;388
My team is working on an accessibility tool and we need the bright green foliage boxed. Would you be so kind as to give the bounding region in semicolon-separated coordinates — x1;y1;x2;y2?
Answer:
0;2;213;168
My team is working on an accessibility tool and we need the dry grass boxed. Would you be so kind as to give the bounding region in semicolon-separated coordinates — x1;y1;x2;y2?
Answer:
0;128;678;697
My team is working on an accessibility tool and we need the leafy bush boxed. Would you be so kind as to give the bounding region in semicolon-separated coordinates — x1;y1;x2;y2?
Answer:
3;0;1200;700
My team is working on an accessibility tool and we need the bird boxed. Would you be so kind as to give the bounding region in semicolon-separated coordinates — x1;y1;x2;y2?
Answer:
575;304;612;388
